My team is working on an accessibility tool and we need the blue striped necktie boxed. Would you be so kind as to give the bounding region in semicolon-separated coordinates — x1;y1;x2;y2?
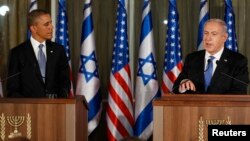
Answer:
204;56;215;91
38;44;46;82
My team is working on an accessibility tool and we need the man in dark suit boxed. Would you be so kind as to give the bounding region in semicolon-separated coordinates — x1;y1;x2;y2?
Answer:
7;9;70;98
173;19;249;94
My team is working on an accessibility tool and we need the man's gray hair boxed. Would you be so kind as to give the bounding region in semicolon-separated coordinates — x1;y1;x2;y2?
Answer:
204;19;228;33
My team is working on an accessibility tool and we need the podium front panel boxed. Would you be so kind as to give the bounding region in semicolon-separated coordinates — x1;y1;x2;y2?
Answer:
0;97;87;141
153;94;250;141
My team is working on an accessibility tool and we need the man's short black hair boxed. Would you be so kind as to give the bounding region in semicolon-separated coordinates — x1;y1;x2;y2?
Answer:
27;9;50;27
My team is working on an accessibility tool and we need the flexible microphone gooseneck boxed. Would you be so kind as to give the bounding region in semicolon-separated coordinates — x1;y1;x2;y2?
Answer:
216;60;249;86
0;72;22;82
220;72;249;86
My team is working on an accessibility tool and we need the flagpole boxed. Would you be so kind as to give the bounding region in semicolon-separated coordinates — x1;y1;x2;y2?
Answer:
51;0;57;41
128;0;135;95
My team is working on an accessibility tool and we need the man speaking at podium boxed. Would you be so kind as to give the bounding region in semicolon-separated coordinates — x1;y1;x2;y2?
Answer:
173;19;249;94
6;9;70;98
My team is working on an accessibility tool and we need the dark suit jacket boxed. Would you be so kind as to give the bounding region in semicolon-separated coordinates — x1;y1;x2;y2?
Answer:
173;48;249;94
7;40;70;98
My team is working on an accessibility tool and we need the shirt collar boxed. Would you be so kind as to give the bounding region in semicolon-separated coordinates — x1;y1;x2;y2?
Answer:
205;47;224;62
30;36;46;48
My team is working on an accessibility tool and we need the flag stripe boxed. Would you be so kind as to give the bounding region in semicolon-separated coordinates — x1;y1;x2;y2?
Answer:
110;68;132;107
162;64;182;93
107;105;130;137
163;73;173;91
176;61;183;71
140;5;152;42
81;14;93;43
135;101;153;135
107;117;122;141
107;90;133;135
161;81;170;93
108;80;134;126
88;90;102;120
166;69;177;81
114;71;132;103
135;89;161;136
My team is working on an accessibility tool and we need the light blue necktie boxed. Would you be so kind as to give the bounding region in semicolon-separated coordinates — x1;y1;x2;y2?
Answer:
38;44;46;82
204;56;215;91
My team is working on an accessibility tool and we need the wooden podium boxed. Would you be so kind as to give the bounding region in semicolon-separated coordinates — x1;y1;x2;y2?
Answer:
0;96;88;141
153;94;250;141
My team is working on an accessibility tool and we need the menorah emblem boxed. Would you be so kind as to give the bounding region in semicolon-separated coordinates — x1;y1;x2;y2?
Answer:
6;116;25;138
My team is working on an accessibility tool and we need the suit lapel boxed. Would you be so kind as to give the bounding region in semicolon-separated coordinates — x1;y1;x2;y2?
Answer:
25;41;37;62
196;51;206;91
26;40;42;79
45;41;55;83
210;48;230;88
25;41;45;84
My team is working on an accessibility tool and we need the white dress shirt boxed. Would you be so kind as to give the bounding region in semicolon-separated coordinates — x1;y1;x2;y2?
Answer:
204;47;224;75
30;36;47;60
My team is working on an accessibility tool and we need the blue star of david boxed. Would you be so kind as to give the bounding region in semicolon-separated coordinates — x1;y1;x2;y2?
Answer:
137;53;157;85
79;51;99;82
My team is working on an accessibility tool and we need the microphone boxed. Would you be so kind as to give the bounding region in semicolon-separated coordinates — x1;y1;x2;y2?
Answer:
216;60;248;86
0;72;22;82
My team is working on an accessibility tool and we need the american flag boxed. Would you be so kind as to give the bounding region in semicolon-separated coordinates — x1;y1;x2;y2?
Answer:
197;0;209;50
106;0;134;140
76;0;102;135
134;0;160;140
224;0;238;52
27;0;37;39
161;0;183;94
55;0;74;98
